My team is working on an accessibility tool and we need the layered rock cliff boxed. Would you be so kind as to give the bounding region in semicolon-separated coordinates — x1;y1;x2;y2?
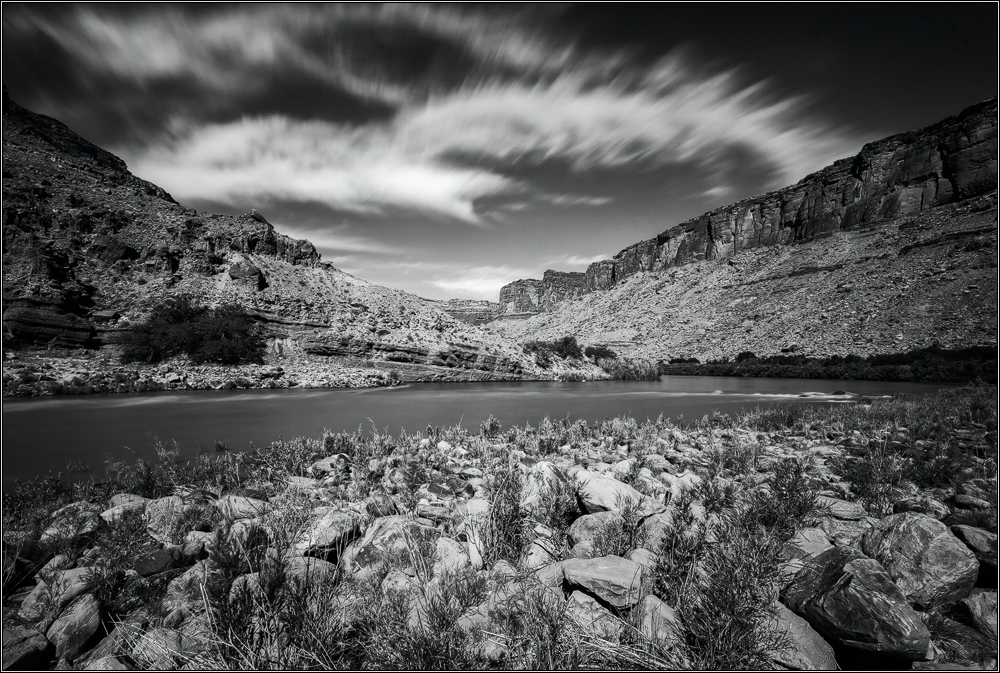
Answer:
1;91;543;382
494;99;998;359
499;271;589;317
500;98;997;311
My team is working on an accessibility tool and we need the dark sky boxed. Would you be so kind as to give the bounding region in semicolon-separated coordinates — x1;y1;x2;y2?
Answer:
4;3;997;300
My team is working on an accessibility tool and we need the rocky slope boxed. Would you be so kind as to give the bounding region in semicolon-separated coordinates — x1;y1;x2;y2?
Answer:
1;91;552;387
496;99;998;358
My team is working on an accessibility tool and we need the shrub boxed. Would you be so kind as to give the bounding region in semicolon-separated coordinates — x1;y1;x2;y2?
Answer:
599;358;660;380
121;297;264;365
585;344;617;361
480;465;527;567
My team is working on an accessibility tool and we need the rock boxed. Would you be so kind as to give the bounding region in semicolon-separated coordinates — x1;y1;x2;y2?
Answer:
131;628;199;669
309;454;350;478
83;656;136;670
365;493;399;518
894;497;951;520
520;461;572;519
165;560;211;607
635;594;683;646
954;494;992;511
340;515;437;580
626;548;658;570
783;527;834;560
286;476;320;491
770;601;838;670
20;568;94;622
108;494;149;509
213;495;270;523
861;512;978;609
293;507;363;560
783;546;932;661
565;591;623;641
40;502;102;544
433;537;471;577
46;594;102;661
523;539;559;570
145;497;202;546
575;470;665;518
816;496;868;520
818;515;874;547
561;556;645;609
131;548;173;577
568;511;624;551
951;525;998;572
2;625;53;670
963;591;998;640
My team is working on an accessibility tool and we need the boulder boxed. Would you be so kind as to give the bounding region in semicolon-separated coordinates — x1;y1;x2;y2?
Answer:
41;502;102;544
770;601;838;670
165;561;211;608
2;625;53;670
951;525;998;573
293;507;363;559
109;494;149;509
213;495;270;523
433;537;471;577
963;591;998;640
861;513;978;609
635;594;683;647
575;470;665;518
818;516;874;547
339;515;438;580
783;546;931;661
46;594;102;661
145;497;202;546
568;511;624;550
20;568;94;622
83;656;136;670
131;628;199;669
626;548;658;570
131;548;173;577
816;496;868;521
520;461;573;519
565;591;623;641
308;454;350;478
561;556;645;608
783;527;834;561
894;497;950;520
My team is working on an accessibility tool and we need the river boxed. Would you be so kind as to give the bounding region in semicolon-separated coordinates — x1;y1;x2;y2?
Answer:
2;376;952;485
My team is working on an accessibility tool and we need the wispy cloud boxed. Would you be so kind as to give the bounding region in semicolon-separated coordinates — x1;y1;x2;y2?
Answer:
428;264;539;299
20;5;866;224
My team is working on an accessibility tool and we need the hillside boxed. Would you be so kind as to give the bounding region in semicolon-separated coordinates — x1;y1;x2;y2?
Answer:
495;99;998;360
1;91;557;390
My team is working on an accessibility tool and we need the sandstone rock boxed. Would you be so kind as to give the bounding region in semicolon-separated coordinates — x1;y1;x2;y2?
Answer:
568;511;624;550
339;515;437;580
565;591;623;641
100;496;148;525
575;470;665;518
433;537;471;577
293;507;363;559
818;515;874;547
951;525;998;572
165;560;211;607
46;594;101;661
561;556;645;609
626;547;658;570
963;591;998;640
953;494;992;511
894;496;951;520
20;568;94;622
131;628;199;669
2;625;53;670
131;548;173;577
770;601;838;670
783;527;834;560
213;495;270;523
41;502;103;544
83;655;136;670
817;496;868;520
309;454;350;478
783;546;931;660
145;496;202;546
520;461;573;519
861;512;978;609
635;594;683;647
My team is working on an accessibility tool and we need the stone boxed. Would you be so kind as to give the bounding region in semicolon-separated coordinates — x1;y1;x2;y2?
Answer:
20;568;94;623
635;594;684;646
561;556;645;608
308;454;350;478
951;525;998;572
568;511;624;551
953;494;992;511
46;594;102;661
783;527;834;560
339;515;438;580
41;502;102;544
783;546;931;661
963;591;998;640
861;512;978;609
770;601;838;670
433;537;471;577
817;496;868;521
83;656;136;670
293;507;363;559
626;547;658;570
575;470;665;518
131;628;199;669
2;625;53;670
165;560;211;607
213;495;270;523
565;591;623;641
145;497;202;546
818;516;874;547
894;497;951;520
520;461;573;519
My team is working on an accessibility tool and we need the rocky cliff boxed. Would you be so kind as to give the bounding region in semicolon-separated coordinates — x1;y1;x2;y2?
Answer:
500;98;998;310
439;299;501;325
499;271;589;317
1;91;544;383
494;99;998;360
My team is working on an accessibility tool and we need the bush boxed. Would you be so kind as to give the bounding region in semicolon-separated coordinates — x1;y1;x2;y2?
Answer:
121;297;264;365
585;345;617;361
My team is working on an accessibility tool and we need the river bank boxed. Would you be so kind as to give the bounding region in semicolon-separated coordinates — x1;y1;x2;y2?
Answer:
2;386;996;670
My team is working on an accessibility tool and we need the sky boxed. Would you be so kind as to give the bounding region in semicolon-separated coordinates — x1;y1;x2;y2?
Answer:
3;4;997;301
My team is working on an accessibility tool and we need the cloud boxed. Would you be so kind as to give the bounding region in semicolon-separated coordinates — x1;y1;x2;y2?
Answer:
425;264;538;300
544;254;610;268
20;5;865;223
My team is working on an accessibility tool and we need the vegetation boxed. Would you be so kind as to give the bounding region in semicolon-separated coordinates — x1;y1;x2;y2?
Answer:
2;386;995;670
121;297;265;365
661;344;997;384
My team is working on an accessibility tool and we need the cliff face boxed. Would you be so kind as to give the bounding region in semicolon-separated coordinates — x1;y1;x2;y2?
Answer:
499;271;588;316
1;92;540;380
502;98;998;304
439;299;501;325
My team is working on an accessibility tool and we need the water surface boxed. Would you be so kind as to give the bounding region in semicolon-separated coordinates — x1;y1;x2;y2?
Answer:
2;376;951;485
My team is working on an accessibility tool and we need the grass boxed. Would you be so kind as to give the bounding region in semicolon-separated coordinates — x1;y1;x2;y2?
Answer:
2;385;995;670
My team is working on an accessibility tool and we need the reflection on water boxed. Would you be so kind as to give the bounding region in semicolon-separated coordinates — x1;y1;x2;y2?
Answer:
2;376;951;485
